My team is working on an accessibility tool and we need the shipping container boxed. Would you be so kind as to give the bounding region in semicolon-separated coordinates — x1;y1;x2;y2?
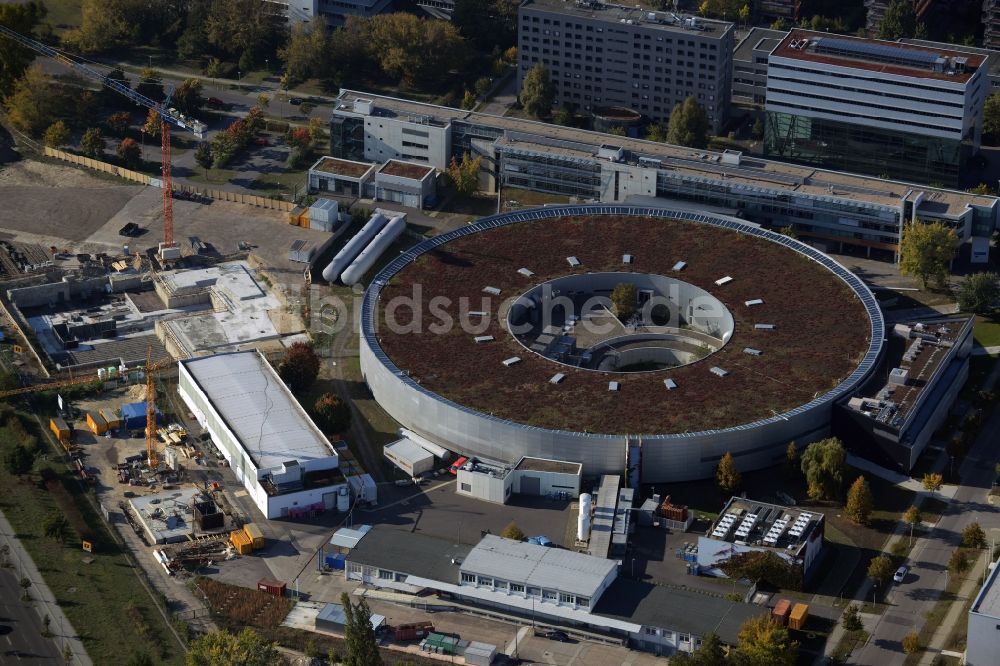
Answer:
288;206;305;225
789;603;809;630
244;523;265;550
393;621;434;641
86;411;108;435
257;577;286;597
100;408;120;430
772;599;792;626
50;417;70;441
230;529;253;555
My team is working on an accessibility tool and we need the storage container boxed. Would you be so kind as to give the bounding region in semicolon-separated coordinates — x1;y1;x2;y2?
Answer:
257;577;286;597
86;411;108;435
244;523;264;550
789;603;809;630
50;417;70;441
772;599;792;626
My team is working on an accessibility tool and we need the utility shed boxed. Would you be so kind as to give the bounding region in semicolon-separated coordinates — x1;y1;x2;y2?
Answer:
315;602;386;634
384;437;434;477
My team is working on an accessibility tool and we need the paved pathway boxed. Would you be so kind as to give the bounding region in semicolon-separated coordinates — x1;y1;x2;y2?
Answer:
0;510;91;665
846;454;958;498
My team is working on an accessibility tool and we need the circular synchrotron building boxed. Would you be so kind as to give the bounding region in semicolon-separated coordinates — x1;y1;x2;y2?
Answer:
359;205;885;482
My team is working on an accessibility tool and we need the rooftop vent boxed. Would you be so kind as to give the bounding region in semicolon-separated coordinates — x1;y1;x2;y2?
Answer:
518;268;535;278
664;378;677;390
567;256;581;267
623;254;633;264
715;276;733;286
502;357;522;367
710;366;728;377
468;310;487;317
743;348;762;356
755;323;775;330
745;298;764;306
550;373;566;384
608;381;620;391
483;286;501;295
474;335;494;343
673;261;687;271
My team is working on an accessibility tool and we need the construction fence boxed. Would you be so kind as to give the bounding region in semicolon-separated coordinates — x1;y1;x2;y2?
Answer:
43;147;295;212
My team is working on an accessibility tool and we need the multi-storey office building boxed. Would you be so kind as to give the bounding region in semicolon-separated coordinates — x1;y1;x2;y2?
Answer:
266;0;391;26
756;0;800;24
517;0;734;134
765;29;988;186
731;27;787;106
329;90;998;260
987;0;1000;51
900;38;1000;92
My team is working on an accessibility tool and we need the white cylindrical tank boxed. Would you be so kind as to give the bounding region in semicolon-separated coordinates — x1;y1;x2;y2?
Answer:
577;512;590;541
336;486;350;512
579;492;592;510
321;212;387;282
340;215;406;286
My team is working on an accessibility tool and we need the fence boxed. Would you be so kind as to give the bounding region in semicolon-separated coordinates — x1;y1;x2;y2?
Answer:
43;147;294;212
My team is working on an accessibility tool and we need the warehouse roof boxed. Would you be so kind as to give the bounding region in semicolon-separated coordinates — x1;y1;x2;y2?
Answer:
345;528;472;583
593;579;767;645
179;351;336;472
461;535;616;599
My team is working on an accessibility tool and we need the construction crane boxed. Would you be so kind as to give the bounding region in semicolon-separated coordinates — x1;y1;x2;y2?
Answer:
0;25;207;257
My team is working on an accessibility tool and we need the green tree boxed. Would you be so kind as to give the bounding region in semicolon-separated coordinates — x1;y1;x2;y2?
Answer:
716;452;741;494
985;93;1000;143
899;222;956;289
461;89;476;110
501;521;525;541
667;96;709;149
646;122;666;142
720;550;802;590
610;283;637;320
279;16;330;84
845;475;874;525
922;472;944;492
968;183;994;195
117;137;141;168
256;93;270;110
204;0;284;64
42;511;70;543
879;0;917;40
867;554;893;586
314;393;352;434
80;127;105;158
732;614;798;666
785;441;798;476
4;64;67;136
124;652;154;666
752;117;764;139
669;632;726;665
446;153;482;197
172;78;205;116
842;605;863;632
4;443;33;476
43;120;71;148
957;272;1000;314
186;628;279;666
136;68;164;103
903;505;921;542
521;63;554;118
475;77;492;97
607;125;626;136
0;2;46;98
948;548;971;574
194;142;213;179
770;17;788;30
278;342;320;393
902;631;921;654
800;437;846;501
66;0;172;54
962;522;987;549
341;592;383;666
368;14;468;89
738;3;750;25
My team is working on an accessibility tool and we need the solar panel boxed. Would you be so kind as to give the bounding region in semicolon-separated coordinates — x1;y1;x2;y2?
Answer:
813;37;942;69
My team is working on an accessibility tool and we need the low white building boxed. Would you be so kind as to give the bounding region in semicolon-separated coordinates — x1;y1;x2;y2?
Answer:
373;159;437;210
968;558;1000;666
178;351;346;519
456;456;582;504
384;438;434;477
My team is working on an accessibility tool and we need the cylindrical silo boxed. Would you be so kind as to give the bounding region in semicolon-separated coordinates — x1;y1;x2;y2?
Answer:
321;212;387;282
340;215;406;286
577;511;590;541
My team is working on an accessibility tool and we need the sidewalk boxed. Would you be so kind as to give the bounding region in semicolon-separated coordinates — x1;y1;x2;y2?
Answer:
0;509;92;666
917;552;984;666
846;454;958;498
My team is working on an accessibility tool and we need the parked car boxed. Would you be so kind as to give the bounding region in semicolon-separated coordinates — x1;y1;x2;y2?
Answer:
253;137;269;146
289;97;304;105
206;97;224;108
893;565;908;583
541;630;570;642
449;456;469;475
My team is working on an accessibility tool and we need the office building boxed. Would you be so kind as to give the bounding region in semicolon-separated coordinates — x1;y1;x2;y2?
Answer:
267;0;392;26
987;0;1000;51
968;555;1000;666
765;29;988;186
517;0;734;133
732;27;787;106
900;37;1000;92
757;0;800;24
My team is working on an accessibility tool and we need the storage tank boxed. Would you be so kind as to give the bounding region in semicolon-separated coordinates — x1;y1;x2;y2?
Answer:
577;511;590;541
340;215;406;286
321;212;387;282
336;486;350;512
580;493;592;510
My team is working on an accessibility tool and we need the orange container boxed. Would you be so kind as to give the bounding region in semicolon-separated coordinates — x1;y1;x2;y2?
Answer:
789;603;809;630
771;599;791;626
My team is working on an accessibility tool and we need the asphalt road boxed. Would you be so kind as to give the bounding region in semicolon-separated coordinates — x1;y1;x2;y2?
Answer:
0;567;65;662
854;403;1000;664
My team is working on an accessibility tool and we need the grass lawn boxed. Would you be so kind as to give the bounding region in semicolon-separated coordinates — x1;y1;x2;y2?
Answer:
974;314;1000;348
0;411;184;665
249;170;307;198
184;167;240;186
877;287;955;311
42;0;82;33
501;186;572;210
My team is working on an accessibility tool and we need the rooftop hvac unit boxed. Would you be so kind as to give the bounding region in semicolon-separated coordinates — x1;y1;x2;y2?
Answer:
888;367;909;386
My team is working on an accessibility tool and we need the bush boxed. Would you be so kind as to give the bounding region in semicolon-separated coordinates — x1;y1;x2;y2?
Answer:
500;522;525;541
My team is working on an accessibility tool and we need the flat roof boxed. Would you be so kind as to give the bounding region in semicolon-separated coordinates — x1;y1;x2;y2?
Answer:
345;527;472;583
311;157;375;179
521;0;733;38
708;497;823;551
335;89;996;218
129;487;202;544
514;457;582;474
462;535;616;598
180;351;336;472
773;29;986;83
385;438;434;464
316;602;386;629
972;555;1000;619
378;160;435;180
593;579;766;644
734;27;787;62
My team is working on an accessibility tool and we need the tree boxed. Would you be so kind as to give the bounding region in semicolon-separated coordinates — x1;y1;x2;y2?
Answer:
194;142;213;179
903;505;921;542
446;153;482;197
368;14;468;89
957;272;1000;314
948;548;971;574
136;68;164;103
461;89;476;110
4;64;67;136
968;183;994;195
720;550;802;590
667;96;709;149
879;0;917;40
475;77;492;97
256;93;270;109
341;592;382;666
611;283;637;320
186;628;279;666
43;121;71;148
117;137;141;168
0;2;46;98
314;393;352;434
646;123;666;142
785;441;798;476
80;127;105;158
845;475;874;525
985;93;1000;143
867;554;893;586
453;0;517;53
42;511;70;543
172;78;204;116
501;521;525;541
842;605;863;632
738;3;750;25
670;632;726;665
716;452;741;494
105;111;131;137
204;0;284;64
752;117;764;140
124;652;154;666
279;16;330;84
4;443;33;476
962;522;987;549
899;222;957;289
922;472;944;492
800;438;847;501
278;342;320;393
732;614;798;666
521;63;554;118
901;631;920;654
141;109;162;141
